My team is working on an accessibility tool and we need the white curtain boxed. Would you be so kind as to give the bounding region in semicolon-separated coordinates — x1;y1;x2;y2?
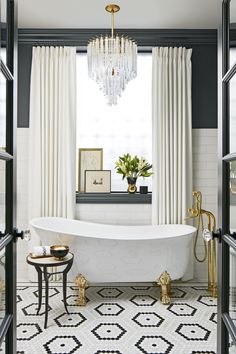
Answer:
28;46;76;241
152;47;193;225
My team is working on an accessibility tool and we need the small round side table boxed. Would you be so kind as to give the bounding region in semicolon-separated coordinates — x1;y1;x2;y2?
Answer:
26;252;74;329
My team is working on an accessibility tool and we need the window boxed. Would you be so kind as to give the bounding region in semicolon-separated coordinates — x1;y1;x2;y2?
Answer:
76;52;152;192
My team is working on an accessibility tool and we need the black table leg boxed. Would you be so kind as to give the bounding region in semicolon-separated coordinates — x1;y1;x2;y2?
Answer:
63;272;69;314
35;266;42;315
26;254;74;329
43;266;49;329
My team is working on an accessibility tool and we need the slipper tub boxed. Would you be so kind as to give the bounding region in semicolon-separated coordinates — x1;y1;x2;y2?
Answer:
30;217;195;284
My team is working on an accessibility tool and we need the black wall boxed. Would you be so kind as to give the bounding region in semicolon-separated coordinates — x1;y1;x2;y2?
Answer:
17;28;217;128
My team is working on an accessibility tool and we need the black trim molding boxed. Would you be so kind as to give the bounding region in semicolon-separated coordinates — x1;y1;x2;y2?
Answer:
76;192;152;204
18;28;217;46
18;27;217;129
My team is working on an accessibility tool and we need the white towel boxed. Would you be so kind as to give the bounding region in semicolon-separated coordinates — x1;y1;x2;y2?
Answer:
33;246;51;257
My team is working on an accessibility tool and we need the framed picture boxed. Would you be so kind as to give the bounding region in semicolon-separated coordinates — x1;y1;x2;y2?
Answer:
84;170;111;193
78;148;103;192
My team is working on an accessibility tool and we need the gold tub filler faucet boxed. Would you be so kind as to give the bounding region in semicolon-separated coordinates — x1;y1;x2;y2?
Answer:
186;191;217;298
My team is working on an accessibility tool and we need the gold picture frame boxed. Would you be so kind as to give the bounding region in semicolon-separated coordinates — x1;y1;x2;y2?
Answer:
84;170;111;193
78;148;103;192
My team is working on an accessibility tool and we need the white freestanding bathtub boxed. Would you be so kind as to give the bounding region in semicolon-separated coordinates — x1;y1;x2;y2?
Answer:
30;217;196;283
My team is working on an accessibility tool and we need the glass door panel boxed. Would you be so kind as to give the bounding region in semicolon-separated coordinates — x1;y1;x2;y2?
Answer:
230;161;236;232
0;0;17;351
229;74;236;153
230;0;236;67
229;333;236;353
0;248;5;327
229;250;236;326
0;71;6;152
0;0;7;65
0;160;5;233
219;0;236;352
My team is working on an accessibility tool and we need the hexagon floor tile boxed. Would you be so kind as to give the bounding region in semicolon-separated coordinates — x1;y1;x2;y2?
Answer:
132;312;164;327
54;312;86;327
97;287;123;299
197;295;217;307
176;323;211;341
43;335;82;353
91;323;126;340
130;294;157;306
135;335;174;354
16;284;217;353
167;303;197;317
94;303;125;316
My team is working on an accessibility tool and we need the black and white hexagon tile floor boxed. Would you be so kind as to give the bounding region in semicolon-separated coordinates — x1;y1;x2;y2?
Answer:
15;285;219;353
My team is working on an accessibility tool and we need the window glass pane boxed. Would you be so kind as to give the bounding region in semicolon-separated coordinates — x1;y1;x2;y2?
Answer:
230;248;236;319
0;57;6;152
0;341;5;354
230;49;236;154
77;52;152;192
0;160;5;233
229;249;236;353
231;1;236;26
230;161;236;234
0;248;5;327
0;0;7;66
229;332;236;353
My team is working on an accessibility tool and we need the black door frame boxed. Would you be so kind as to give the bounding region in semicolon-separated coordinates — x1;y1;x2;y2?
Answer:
218;0;236;352
0;0;17;352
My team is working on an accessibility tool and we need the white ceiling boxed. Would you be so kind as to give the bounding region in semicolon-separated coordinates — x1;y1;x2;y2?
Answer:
18;0;222;29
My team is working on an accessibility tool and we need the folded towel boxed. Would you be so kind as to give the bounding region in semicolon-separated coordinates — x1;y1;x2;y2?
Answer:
33;246;51;257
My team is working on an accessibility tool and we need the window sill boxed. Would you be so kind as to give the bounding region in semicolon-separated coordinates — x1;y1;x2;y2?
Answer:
76;192;152;204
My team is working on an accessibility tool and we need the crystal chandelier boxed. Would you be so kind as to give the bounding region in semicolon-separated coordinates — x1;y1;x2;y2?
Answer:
87;4;137;106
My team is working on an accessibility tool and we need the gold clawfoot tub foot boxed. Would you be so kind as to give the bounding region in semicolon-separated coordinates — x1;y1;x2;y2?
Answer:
157;271;171;305
75;273;88;306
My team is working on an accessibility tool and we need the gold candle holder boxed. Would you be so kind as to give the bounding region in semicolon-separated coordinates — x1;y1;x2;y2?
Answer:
50;245;69;260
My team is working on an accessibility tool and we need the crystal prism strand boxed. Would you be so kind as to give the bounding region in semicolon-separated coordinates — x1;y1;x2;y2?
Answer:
96;38;100;82
132;42;137;79
99;36;104;84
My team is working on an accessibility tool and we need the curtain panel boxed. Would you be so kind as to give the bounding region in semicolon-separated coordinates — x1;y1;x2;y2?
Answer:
28;46;76;223
152;47;193;225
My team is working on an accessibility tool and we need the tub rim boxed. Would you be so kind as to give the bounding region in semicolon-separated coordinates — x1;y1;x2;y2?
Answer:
30;217;196;241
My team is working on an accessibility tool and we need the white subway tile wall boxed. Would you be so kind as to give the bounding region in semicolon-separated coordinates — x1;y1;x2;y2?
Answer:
192;129;218;282
16;128;218;282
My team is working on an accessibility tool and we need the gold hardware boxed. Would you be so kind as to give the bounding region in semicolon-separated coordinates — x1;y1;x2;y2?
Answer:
105;4;120;13
157;271;171;305
186;191;217;298
105;4;120;38
128;183;137;194
75;273;88;306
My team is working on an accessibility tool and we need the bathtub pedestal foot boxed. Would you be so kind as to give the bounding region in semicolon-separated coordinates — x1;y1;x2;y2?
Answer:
75;274;88;306
157;271;171;305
